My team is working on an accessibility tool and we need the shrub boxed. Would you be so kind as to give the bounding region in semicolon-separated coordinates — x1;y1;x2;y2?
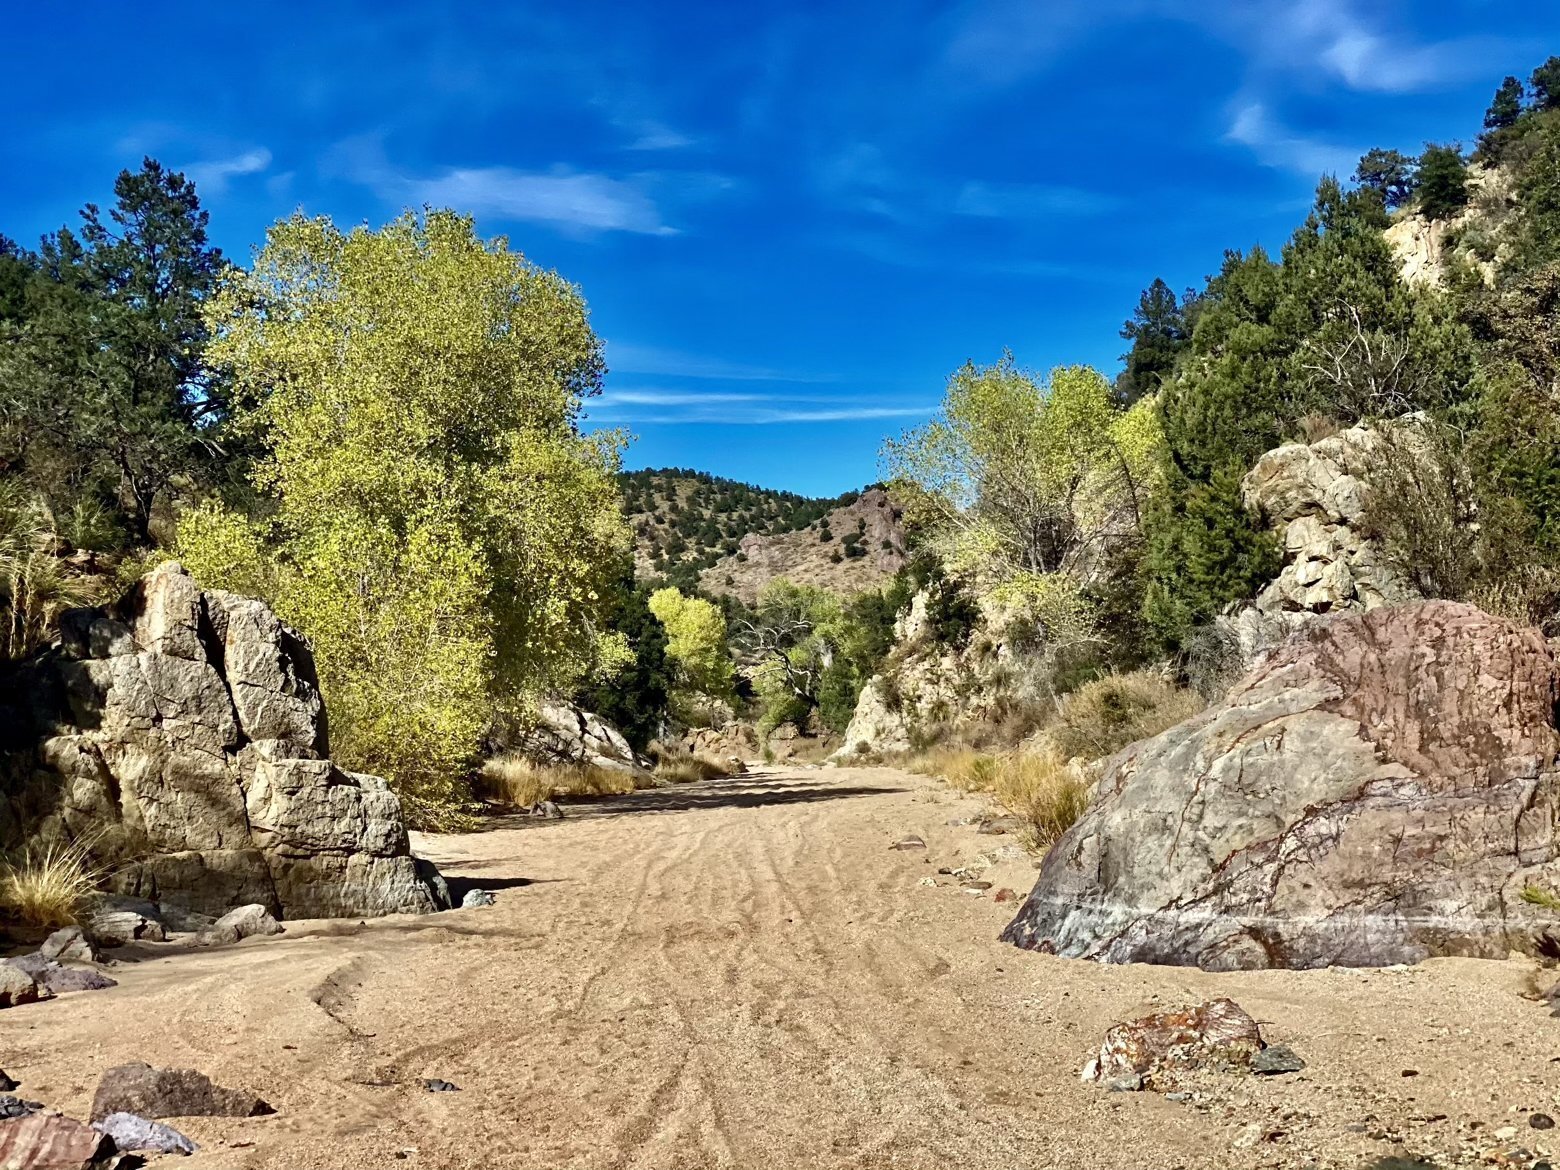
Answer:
649;747;735;785
475;754;644;806
1048;671;1205;761
908;748;1092;848
0;837;102;929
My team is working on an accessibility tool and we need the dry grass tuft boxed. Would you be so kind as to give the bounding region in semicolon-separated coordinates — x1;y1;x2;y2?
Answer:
908;748;1093;849
651;748;736;785
476;754;649;807
0;837;102;929
1048;671;1204;762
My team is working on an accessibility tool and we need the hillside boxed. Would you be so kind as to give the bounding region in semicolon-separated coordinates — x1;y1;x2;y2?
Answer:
698;485;907;603
619;468;861;592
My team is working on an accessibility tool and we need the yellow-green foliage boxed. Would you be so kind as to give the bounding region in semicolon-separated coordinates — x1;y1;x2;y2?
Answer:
881;357;1164;591
909;748;1091;848
179;211;629;825
1049;671;1205;761
1522;885;1560;912
648;586;733;701
1;837;101;929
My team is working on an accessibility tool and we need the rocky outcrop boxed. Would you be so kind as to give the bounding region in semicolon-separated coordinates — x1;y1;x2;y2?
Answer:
0;562;449;920
509;702;649;774
1229;425;1418;663
1002;601;1560;969
699;486;908;604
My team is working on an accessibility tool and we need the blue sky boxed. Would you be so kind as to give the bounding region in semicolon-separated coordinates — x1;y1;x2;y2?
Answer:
4;2;1556;495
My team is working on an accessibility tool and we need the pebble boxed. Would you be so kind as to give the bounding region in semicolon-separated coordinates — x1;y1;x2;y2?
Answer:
1533;1114;1556;1131
1251;1043;1307;1075
1105;1074;1144;1092
0;1095;42;1119
890;836;926;851
423;1079;461;1092
917;877;937;888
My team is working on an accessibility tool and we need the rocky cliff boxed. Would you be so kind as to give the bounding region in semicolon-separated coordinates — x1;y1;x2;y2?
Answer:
0;563;449;919
1002;601;1560;969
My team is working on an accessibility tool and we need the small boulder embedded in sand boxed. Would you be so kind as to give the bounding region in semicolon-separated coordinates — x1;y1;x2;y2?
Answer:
460;890;496;909
889;835;926;851
91;1063;274;1121
41;927;105;964
5;954;117;994
195;904;283;947
0;1113;114;1169
0;965;50;1008
1082;999;1264;1089
93;1111;198;1155
1251;1043;1307;1075
422;1079;461;1092
89;903;168;947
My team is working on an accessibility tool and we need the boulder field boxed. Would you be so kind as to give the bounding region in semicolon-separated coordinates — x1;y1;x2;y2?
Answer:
0;562;448;920
1003;600;1560;969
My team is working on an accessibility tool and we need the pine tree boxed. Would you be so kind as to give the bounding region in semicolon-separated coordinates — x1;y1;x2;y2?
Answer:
1479;76;1526;161
1116;278;1190;404
1416;144;1470;222
1532;56;1560;112
1352;148;1417;209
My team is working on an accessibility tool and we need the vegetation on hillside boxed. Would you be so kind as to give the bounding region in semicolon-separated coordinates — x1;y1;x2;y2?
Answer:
619;467;856;591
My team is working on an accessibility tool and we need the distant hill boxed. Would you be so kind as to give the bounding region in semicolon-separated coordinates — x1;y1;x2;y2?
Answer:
619;468;853;592
698;486;907;604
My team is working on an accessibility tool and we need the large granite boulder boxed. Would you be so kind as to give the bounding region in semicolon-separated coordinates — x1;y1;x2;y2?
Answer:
0;562;449;920
509;701;649;775
1002;601;1560;969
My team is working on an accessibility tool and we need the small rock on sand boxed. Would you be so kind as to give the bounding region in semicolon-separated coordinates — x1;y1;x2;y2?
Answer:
890;836;926;851
91;1062;274;1120
0;1113;114;1169
460;890;496;909
195;904;283;947
0;965;50;1008
1251;1043;1307;1075
423;1079;461;1092
93;1111;198;1155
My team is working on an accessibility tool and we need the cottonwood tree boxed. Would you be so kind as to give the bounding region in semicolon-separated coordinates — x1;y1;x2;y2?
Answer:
178;210;629;822
649;585;734;720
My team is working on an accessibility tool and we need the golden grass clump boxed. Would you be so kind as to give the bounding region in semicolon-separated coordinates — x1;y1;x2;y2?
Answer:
475;754;646;807
0;837;102;929
1047;671;1204;763
650;748;736;785
908;748;1092;849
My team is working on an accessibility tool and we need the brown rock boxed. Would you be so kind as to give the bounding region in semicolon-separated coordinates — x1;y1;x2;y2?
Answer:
0;965;49;1008
0;1113;116;1169
1003;601;1560;969
993;887;1019;904
90;1062;274;1121
1084;998;1264;1087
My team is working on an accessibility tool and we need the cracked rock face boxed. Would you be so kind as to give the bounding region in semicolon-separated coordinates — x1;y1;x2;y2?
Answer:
1002;601;1560;969
0;562;449;920
1230;425;1419;664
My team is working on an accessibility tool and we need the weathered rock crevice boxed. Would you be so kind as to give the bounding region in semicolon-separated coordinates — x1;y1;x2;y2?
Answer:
0;562;448;920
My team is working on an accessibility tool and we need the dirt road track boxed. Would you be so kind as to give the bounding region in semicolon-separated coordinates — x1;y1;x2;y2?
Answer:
6;765;1557;1168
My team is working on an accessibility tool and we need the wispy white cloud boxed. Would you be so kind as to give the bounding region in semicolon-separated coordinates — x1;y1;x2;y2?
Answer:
606;342;835;383
1225;101;1357;176
624;120;695;151
954;181;1121;219
592;402;934;425
178;148;272;194
605;388;774;405
406;165;676;236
